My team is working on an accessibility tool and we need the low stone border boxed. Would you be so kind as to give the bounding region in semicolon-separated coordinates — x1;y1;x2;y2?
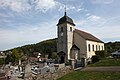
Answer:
34;66;72;80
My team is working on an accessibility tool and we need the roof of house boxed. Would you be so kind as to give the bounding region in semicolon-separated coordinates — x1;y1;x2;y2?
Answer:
74;29;104;43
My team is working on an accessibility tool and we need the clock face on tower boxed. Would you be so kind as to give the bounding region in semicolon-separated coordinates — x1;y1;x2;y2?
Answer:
60;32;63;36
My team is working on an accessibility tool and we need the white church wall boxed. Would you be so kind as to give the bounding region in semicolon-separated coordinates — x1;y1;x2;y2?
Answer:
66;24;74;59
86;40;104;59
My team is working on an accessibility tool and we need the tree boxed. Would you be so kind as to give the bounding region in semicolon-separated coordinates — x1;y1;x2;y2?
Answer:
95;50;106;58
11;48;20;63
5;48;20;64
51;52;57;59
0;58;4;65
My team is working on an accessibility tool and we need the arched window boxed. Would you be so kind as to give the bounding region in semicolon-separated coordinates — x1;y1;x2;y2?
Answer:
96;45;97;51
102;46;103;50
88;44;90;52
99;45;100;50
61;27;63;32
70;27;72;31
92;45;94;51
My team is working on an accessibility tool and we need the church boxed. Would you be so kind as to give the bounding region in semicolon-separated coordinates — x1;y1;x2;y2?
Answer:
57;11;104;64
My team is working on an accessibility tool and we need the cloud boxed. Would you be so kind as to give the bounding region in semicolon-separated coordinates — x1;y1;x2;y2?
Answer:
87;15;101;21
67;2;84;12
58;3;84;13
0;0;84;13
90;25;120;40
97;16;120;27
34;0;56;12
0;0;60;13
0;0;31;12
86;13;91;16
91;0;114;4
0;19;13;23
67;6;84;12
0;13;9;17
76;15;105;27
76;20;87;26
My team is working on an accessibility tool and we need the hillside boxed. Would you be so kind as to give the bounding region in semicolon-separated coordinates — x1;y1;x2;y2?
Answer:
105;41;120;54
5;38;57;58
5;39;120;58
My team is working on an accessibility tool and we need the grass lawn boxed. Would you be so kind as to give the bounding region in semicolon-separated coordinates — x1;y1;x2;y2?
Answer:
57;71;120;80
58;59;120;80
88;58;120;67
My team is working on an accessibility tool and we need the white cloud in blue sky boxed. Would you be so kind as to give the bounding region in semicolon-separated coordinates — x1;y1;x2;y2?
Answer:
0;0;120;50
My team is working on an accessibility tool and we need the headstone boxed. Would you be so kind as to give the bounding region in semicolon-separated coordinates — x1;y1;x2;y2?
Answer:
41;66;49;74
44;62;47;66
24;63;32;80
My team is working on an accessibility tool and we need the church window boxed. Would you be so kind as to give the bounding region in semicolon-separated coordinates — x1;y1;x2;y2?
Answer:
99;45;100;50
61;27;63;32
96;45;97;51
92;45;94;51
88;44;90;52
102;46;103;50
70;27;72;31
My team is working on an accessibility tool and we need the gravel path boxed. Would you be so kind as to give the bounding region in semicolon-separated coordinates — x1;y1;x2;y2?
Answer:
81;66;120;72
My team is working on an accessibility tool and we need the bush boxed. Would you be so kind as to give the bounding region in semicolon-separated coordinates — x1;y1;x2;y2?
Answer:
92;55;100;63
51;52;57;59
95;50;106;58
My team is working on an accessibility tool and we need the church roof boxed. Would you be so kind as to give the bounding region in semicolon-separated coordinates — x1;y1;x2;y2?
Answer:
74;29;104;43
57;12;75;26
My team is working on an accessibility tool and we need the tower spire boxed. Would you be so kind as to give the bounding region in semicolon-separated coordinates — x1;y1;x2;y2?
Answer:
64;4;66;16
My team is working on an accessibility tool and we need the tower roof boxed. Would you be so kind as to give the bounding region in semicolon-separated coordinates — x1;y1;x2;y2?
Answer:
57;12;75;26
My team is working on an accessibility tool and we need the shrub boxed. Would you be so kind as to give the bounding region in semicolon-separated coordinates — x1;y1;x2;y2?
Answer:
95;50;106;58
92;55;100;63
51;52;57;59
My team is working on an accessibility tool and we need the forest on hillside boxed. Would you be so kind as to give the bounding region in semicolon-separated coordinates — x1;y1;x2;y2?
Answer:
4;38;120;59
105;41;120;54
5;38;57;58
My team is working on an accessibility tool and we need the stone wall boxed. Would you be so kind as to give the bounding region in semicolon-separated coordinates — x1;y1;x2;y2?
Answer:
33;66;72;80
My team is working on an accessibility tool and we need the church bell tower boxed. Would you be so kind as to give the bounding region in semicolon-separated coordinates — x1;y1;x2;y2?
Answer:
57;11;75;63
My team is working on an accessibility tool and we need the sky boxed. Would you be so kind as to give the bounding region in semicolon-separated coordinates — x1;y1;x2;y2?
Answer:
0;0;120;50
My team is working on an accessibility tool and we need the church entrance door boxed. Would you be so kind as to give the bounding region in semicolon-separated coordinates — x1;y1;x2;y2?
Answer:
58;51;66;64
60;56;65;63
